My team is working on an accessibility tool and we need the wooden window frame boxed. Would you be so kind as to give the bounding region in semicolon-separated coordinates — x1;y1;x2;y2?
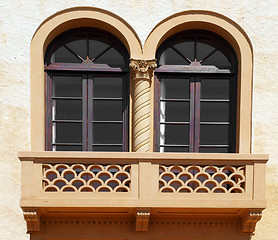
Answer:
44;28;130;152
154;30;238;153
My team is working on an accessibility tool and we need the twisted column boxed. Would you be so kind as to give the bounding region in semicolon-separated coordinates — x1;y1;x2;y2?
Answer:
130;59;157;152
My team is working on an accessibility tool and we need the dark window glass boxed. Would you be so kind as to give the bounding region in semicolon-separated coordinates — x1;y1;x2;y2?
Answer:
162;146;189;152
54;100;82;120
93;146;122;152
51;46;81;63
163;102;190;122
161;78;190;99
93;123;123;144
54;145;82;151
200;102;229;122
93;77;122;98
201;79;229;99
199;147;229;153
53;76;82;97
93;100;123;121
54;122;82;143
163;124;189;145
200;125;229;145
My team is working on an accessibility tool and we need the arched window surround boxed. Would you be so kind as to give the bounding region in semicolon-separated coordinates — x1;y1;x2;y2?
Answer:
144;11;253;153
30;7;142;151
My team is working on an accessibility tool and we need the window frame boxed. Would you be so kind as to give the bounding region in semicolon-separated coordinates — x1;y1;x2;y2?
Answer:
154;30;238;153
44;28;130;152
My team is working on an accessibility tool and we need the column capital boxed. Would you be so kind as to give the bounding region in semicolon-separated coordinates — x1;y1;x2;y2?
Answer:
129;59;157;79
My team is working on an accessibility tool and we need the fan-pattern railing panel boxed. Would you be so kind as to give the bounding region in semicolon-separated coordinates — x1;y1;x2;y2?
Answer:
159;165;245;193
42;164;131;192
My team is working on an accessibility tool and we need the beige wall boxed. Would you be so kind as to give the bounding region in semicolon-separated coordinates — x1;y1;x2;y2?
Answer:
0;1;278;240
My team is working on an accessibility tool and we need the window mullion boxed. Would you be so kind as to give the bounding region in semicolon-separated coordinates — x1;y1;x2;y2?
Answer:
122;74;128;152
82;76;88;151
87;75;93;151
194;75;201;152
189;76;195;152
46;73;53;151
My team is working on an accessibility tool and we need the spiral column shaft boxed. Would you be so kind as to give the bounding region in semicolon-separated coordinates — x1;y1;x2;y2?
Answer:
130;59;157;152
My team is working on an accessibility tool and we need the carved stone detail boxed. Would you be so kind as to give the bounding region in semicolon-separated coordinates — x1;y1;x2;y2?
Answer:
136;209;150;232
42;163;131;192
130;59;157;80
130;59;157;153
241;210;262;234
23;210;40;233
159;165;246;193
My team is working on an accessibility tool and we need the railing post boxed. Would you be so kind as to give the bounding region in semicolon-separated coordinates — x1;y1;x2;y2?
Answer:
138;162;159;201
21;161;34;200
253;162;266;201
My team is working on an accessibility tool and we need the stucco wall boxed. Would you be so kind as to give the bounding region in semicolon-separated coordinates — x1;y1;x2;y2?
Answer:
0;0;278;239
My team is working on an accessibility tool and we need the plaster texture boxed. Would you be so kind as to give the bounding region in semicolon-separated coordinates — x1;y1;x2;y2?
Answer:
0;0;278;239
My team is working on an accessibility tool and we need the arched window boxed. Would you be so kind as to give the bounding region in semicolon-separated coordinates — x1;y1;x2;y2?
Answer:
155;30;237;153
44;28;130;151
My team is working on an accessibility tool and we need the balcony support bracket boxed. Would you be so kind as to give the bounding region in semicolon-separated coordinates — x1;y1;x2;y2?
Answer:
136;208;151;232
241;210;262;234
23;209;40;233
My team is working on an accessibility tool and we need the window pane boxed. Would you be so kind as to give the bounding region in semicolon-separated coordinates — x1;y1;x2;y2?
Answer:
161;124;189;145
200;102;229;122
197;39;231;69
54;145;82;151
197;40;215;61
93;100;122;121
93;77;122;98
93;145;122;152
202;50;231;69
53;76;82;97
200;125;229;145
201;79;229;99
89;39;110;60
66;39;86;60
160;78;190;99
54;100;82;120
199;147;229;153
159;47;188;65
54;122;82;143
173;41;194;63
93;123;122;144
95;47;125;69
161;146;189;152
162;101;190;122
51;46;81;63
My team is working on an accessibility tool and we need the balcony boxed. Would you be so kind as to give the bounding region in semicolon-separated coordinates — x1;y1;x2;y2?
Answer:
19;151;268;234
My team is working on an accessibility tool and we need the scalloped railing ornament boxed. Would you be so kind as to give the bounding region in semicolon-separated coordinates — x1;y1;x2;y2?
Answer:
159;165;245;193
42;164;131;192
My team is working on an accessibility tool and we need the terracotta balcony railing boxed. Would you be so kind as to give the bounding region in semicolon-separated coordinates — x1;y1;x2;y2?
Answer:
19;151;268;233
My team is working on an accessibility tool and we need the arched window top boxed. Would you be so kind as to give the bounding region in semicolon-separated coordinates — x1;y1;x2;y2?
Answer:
45;28;130;71
156;30;237;73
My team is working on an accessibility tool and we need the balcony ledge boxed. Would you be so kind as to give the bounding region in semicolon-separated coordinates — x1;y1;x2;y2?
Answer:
19;151;268;234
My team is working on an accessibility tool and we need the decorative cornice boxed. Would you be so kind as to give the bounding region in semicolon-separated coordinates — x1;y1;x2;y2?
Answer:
129;59;157;79
43;219;133;225
241;210;262;234
41;218;239;226
23;210;40;233
150;220;239;226
136;209;150;232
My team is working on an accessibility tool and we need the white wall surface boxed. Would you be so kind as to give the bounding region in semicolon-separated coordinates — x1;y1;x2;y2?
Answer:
0;0;278;239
